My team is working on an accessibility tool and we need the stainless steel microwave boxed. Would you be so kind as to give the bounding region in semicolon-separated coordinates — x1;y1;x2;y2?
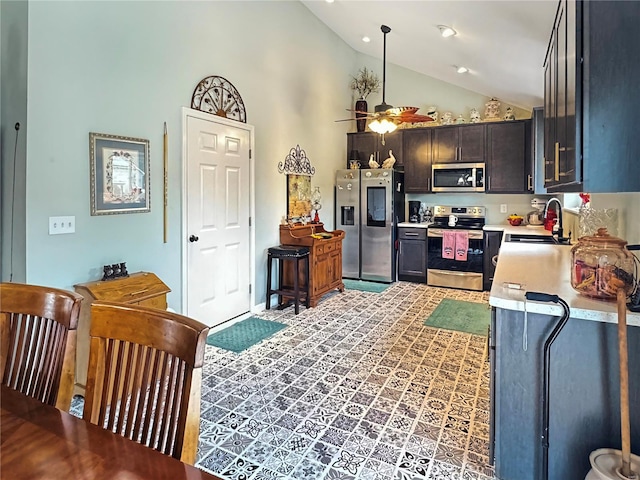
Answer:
432;163;485;192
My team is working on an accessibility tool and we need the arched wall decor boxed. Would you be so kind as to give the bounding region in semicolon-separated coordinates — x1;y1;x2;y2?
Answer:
277;144;315;176
190;76;247;123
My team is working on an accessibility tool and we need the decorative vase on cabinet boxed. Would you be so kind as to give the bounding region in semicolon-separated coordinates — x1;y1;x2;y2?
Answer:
355;98;368;133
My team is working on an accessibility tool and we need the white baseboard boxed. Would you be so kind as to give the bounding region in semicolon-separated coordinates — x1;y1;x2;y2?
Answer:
202;304;269;334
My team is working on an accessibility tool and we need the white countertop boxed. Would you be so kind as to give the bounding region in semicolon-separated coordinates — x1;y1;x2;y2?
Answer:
397;223;553;233
483;224;553;236
398;222;431;229
489;242;640;327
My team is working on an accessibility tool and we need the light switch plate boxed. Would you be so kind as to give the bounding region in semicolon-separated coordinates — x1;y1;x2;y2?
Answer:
49;216;75;235
500;204;508;214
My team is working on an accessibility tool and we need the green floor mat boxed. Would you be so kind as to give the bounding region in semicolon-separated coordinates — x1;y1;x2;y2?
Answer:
424;299;490;336
206;317;287;353
342;279;390;293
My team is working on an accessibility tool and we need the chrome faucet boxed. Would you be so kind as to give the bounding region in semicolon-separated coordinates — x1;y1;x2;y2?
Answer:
543;197;564;239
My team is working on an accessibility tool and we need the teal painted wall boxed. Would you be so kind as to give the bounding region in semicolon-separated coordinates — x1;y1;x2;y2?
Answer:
1;0;28;283
23;1;354;310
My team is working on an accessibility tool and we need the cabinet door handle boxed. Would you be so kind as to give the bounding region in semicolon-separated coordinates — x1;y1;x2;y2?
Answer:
487;175;491;191
405;233;420;237
527;174;533;191
554;142;560;182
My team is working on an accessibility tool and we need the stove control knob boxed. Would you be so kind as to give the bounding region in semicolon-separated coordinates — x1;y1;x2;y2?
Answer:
382;171;389;177
365;171;372;177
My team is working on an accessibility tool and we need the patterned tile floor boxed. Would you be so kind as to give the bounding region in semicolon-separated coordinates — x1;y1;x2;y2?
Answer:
72;282;495;480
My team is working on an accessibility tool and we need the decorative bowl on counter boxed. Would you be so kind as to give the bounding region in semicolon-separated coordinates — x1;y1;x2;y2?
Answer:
507;215;524;226
571;228;636;299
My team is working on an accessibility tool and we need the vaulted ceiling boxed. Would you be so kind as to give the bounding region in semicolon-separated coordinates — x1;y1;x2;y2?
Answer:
301;0;558;110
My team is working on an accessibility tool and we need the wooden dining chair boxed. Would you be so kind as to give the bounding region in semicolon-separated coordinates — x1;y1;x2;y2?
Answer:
83;301;209;465
0;282;83;411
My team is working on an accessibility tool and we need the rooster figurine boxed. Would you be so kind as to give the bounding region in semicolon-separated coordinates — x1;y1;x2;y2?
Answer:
368;153;380;169
382;150;396;169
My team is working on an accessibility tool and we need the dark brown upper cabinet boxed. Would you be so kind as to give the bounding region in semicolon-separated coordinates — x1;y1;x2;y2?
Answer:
432;124;485;164
486;120;532;194
402;128;433;193
543;0;640;192
346;131;403;169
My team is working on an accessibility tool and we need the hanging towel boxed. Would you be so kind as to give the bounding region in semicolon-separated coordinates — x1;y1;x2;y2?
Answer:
455;231;469;261
442;231;455;259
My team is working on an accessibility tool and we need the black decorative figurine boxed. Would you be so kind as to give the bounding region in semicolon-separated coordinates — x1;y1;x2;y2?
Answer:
101;261;129;281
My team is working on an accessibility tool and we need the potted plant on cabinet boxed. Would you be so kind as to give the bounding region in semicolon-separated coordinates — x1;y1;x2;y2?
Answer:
349;67;380;132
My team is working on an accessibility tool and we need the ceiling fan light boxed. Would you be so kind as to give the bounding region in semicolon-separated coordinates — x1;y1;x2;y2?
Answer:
368;117;397;134
438;25;457;38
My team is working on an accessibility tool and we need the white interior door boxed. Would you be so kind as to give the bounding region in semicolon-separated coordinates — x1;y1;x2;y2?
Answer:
184;111;252;327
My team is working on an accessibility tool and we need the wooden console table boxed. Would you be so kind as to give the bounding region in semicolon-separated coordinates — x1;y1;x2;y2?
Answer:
73;272;170;395
279;223;345;307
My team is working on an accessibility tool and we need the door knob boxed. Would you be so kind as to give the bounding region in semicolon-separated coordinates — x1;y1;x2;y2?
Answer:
189;235;199;243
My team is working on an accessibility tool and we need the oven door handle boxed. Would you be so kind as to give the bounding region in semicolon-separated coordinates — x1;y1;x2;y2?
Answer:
432;270;480;277
428;229;483;240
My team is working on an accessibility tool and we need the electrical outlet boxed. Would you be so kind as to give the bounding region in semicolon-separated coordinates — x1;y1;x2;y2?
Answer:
500;204;508;214
49;216;75;235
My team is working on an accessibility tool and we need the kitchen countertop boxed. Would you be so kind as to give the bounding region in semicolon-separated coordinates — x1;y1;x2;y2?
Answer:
483;224;552;236
489;241;640;327
398;222;431;229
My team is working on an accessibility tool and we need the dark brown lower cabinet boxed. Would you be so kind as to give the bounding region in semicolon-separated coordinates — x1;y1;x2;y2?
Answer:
483;230;503;290
398;227;427;283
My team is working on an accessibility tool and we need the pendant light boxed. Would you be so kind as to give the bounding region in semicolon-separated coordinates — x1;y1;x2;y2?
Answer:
368;25;398;136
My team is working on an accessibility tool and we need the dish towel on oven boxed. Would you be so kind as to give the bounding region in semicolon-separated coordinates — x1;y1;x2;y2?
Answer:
442;231;455;259
455;231;469;261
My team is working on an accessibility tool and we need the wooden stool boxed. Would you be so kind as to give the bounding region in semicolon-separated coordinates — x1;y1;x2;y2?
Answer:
266;245;310;315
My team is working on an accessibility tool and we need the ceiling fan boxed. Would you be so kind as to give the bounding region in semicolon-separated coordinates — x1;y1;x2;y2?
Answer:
337;25;434;136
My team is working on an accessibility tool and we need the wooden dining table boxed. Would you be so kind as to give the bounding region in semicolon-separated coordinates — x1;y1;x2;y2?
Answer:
0;385;223;479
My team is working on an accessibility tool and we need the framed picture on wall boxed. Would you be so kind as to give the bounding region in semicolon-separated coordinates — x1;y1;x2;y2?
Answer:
89;132;150;215
286;174;312;221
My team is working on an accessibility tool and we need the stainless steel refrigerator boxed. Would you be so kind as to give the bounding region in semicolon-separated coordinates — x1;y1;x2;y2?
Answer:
335;169;405;283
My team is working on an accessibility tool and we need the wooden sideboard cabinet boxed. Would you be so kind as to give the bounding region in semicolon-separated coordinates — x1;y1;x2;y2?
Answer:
73;272;170;395
279;223;345;307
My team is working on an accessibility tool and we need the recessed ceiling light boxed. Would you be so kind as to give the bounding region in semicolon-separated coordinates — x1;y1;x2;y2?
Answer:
456;66;469;74
362;36;370;43
325;0;334;3
438;25;457;38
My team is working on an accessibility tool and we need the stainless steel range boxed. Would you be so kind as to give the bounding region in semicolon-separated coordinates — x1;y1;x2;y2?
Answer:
427;205;485;291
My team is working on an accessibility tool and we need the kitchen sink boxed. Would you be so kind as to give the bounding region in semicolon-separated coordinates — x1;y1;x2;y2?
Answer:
506;233;570;245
